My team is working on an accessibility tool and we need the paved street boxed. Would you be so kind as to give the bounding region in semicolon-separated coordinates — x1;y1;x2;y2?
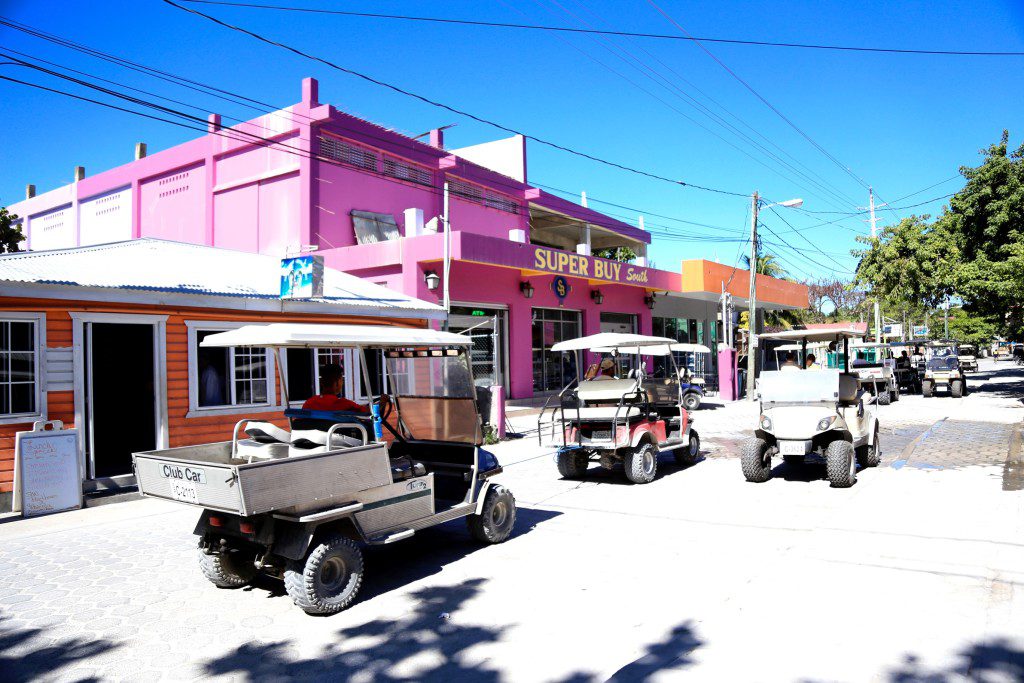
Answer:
2;360;1024;681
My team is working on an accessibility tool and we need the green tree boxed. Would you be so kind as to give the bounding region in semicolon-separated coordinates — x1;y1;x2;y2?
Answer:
741;253;788;279
939;131;1024;335
932;307;999;347
592;246;638;262
0;206;25;253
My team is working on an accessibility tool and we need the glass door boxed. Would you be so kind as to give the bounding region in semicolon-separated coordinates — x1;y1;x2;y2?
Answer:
531;308;581;394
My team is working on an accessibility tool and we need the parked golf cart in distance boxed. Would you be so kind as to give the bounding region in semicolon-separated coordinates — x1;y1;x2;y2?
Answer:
133;324;516;615
537;333;701;484
741;328;880;488
922;340;967;398
957;344;978;372
667;343;711;411
850;341;900;405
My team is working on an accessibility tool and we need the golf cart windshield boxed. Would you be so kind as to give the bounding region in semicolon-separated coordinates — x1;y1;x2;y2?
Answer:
927;355;959;371
759;369;840;404
386;349;480;443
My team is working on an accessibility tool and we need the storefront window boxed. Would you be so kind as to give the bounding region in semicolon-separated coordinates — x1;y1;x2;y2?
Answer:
195;330;271;408
0;319;39;418
532;308;580;393
449;306;507;390
286;348;346;402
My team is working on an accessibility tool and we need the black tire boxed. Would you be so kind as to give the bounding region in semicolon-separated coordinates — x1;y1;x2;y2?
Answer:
197;547;255;589
825;440;857;488
682;393;701;411
856;426;881;468
740;437;772;483
467;485;517;544
674;430;700;466
556;449;589;479
891;387;900;402
950;380;963;398
284;534;364;615
877;390;891;406
921;380;934;398
623;441;658;484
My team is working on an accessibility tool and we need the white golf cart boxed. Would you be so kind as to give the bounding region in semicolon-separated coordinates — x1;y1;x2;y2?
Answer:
922;340;968;398
133;324;516;615
741;328;881;488
850;341;901;405
957;344;979;372
537;333;701;484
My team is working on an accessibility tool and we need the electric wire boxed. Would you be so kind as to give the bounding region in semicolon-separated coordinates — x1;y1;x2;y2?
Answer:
177;1;1024;57
157;0;752;197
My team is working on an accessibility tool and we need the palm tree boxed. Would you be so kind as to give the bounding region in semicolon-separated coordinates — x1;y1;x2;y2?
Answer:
741;253;788;279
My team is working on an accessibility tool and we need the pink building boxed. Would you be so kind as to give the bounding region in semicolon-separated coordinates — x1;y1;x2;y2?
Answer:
7;77;808;399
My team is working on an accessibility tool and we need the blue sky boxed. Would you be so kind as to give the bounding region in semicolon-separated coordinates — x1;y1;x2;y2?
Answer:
2;0;1022;281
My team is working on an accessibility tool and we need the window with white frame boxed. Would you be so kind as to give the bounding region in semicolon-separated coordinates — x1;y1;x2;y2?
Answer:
0;318;41;418
194;329;272;409
285;348;346;403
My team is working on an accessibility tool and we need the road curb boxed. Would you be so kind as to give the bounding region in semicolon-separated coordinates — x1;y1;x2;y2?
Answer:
1003;425;1024;491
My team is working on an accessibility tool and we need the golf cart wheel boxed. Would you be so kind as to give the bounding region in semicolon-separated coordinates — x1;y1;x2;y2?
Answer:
892;387;900;402
825;440;857;488
197;547;256;589
950;380;963;398
284;534;364;615
682;392;701;411
674;431;701;467
468;485;517;544
857;426;881;468
624;441;658;484
740;437;772;483
877;390;891;406
556;450;589;479
921;380;934;398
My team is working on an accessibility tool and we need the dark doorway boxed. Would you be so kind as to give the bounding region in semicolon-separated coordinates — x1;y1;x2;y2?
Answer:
87;323;157;480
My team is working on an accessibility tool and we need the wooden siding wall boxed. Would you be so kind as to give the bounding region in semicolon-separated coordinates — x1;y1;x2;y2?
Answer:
0;296;425;495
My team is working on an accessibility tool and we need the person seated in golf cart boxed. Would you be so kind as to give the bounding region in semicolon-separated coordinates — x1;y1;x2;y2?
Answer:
805;353;817;370
584;358;617;381
302;363;372;413
781;351;800;371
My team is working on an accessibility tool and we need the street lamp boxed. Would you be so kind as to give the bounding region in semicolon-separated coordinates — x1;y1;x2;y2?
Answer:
746;193;804;400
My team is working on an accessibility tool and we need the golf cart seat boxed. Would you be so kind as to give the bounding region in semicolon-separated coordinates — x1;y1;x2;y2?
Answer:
284;408;371;456
235;421;291;461
838;374;860;406
568;405;645;421
576;379;641;402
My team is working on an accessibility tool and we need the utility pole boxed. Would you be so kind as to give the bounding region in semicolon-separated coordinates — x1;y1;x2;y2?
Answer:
747;191;759;400
944;295;950;339
868;188;882;343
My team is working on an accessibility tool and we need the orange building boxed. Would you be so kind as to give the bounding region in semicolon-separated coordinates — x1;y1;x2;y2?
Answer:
0;239;442;512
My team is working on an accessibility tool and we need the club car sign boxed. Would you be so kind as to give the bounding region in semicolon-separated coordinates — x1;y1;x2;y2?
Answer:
532;246;651;285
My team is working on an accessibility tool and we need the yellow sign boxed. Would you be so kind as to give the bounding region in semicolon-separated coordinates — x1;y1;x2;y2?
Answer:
532;247;650;285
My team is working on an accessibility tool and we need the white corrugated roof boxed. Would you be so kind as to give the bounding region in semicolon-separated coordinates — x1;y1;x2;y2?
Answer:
0;239;444;319
200;323;471;348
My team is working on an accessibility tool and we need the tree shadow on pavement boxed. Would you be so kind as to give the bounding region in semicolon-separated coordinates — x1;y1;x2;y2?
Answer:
240;507;562;606
603;620;703;682
203;578;506;681
0;613;119;682
885;638;1024;682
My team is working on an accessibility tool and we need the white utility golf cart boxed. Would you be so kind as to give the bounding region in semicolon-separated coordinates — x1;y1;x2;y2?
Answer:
922;340;968;397
537;333;701;484
741;328;881;488
850;341;901;405
957;344;979;372
133;324;516;615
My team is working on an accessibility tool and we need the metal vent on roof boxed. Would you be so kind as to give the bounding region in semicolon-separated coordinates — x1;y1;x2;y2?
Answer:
448;178;519;215
319;136;378;172
382;157;433;187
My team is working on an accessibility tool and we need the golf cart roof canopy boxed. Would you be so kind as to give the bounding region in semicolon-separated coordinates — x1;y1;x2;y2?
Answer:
200;323;472;349
592;342;713;356
757;328;865;343
551;332;675;352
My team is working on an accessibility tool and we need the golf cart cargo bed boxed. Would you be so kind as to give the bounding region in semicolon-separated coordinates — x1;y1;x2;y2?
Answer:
134;441;392;516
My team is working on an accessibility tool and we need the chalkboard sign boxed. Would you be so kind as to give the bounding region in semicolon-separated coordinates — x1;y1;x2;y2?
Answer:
14;421;82;517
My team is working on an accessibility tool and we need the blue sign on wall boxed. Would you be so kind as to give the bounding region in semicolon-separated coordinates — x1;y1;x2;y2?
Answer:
280;254;324;299
551;275;571;304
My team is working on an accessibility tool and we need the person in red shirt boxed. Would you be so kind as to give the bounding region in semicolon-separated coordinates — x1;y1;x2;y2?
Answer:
302;363;372;413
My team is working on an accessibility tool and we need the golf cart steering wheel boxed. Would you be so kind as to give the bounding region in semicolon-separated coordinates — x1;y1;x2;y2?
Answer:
372;393;393;422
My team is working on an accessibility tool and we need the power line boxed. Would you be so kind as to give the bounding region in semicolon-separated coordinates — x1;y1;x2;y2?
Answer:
177;0;1024;57
0;53;743;247
157;0;751;198
645;0;874;192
